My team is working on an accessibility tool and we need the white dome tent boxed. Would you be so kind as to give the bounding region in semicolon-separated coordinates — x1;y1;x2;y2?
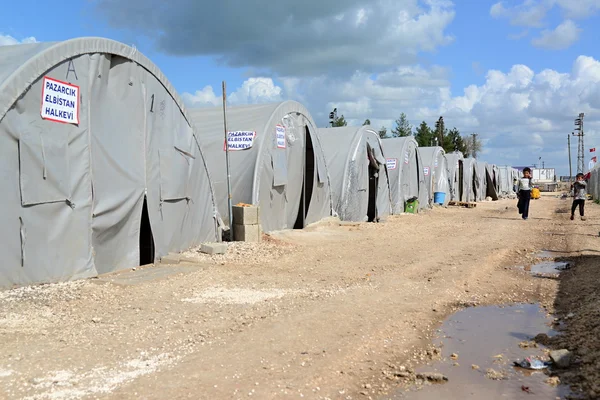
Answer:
445;151;465;202
462;158;479;203
189;101;333;233
381;137;428;213
0;37;220;288
419;146;451;206
318;125;391;222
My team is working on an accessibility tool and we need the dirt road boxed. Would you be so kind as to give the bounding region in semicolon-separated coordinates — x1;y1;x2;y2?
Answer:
0;194;592;400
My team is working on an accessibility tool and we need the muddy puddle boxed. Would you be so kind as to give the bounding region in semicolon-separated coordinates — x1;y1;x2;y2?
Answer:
388;304;572;399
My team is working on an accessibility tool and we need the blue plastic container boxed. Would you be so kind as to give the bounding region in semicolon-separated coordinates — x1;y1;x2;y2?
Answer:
434;192;445;205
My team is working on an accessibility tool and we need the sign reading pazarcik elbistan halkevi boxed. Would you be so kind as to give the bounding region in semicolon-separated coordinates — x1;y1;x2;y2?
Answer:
41;77;80;124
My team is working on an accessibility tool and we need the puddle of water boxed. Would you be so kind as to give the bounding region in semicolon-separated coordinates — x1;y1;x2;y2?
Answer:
517;261;571;278
390;304;571;400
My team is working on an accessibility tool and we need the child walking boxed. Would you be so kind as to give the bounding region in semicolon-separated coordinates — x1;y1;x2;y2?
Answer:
571;173;587;221
517;167;533;220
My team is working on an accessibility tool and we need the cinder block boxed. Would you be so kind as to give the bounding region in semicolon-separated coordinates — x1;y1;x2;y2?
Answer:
200;242;228;255
160;253;180;265
233;224;262;242
232;205;260;226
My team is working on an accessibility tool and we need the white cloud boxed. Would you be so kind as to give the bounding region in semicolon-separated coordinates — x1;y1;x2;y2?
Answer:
182;78;283;108
181;86;220;108
553;0;600;19
95;0;455;76
184;55;600;174
531;19;581;50
227;78;283;105
489;0;550;27
490;0;600;44
0;34;37;46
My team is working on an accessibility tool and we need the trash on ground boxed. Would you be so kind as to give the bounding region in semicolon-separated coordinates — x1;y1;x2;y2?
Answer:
513;357;551;370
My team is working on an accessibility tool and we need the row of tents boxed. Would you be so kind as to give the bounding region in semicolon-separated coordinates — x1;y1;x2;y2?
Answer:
0;38;521;288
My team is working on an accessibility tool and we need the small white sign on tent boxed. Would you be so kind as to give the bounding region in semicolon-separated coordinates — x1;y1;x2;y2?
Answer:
223;131;256;151
386;158;398;170
40;76;80;124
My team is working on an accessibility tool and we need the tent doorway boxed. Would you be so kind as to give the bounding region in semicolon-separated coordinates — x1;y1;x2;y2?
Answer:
294;127;315;229
366;144;379;222
139;197;155;266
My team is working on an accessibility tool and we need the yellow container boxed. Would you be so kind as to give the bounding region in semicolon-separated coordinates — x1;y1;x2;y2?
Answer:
532;187;541;199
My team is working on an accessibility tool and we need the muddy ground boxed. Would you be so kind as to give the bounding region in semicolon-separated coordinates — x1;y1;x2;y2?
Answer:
0;194;597;400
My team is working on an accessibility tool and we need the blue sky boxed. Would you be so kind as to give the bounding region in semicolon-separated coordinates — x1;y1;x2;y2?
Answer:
2;0;600;174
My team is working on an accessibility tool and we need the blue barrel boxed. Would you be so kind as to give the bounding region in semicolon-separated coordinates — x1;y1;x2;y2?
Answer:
434;192;445;205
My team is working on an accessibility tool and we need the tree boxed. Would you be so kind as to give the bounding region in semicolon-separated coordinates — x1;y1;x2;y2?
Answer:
332;114;347;127
463;133;483;158
391;113;412;137
444;127;467;154
378;126;388;139
434;116;446;145
363;119;371;126
413;121;433;147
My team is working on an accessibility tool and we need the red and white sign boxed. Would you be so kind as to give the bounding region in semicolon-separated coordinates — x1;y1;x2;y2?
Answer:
591;148;596;152
40;76;80;124
386;158;398;170
276;125;286;149
424;166;430;176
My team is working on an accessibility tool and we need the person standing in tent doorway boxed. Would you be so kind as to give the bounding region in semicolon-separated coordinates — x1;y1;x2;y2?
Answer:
570;173;587;221
517;168;533;220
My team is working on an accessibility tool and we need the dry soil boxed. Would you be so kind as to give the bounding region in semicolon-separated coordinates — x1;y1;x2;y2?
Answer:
0;194;596;400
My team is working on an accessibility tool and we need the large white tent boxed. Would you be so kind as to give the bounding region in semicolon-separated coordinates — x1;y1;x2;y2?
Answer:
485;164;499;200
381;137;428;213
189;101;332;233
475;161;488;201
0;38;219;288
462;158;479;203
419;147;450;206
445;151;464;202
498;166;517;197
318;126;391;222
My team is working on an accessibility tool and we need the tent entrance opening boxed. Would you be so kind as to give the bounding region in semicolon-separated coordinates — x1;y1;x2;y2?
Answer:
139;196;155;266
294;126;315;229
367;144;378;222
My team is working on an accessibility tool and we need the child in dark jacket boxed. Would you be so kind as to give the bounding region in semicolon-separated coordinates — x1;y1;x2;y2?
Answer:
571;173;587;221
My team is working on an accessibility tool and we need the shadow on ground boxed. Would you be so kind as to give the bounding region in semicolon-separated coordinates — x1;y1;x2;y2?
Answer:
545;254;600;400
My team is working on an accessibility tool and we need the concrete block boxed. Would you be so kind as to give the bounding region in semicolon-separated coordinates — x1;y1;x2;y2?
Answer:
232;205;260;226
159;253;180;265
200;242;228;255
233;224;262;242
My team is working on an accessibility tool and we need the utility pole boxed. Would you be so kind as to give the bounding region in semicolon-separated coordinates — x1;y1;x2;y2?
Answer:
471;133;478;158
568;134;572;181
573;113;585;173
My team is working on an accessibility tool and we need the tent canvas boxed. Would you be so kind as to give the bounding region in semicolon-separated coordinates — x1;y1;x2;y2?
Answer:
498;166;517;198
445;151;464;202
318;126;391;222
475;161;488;201
485;163;499;201
0;37;219;288
189;101;332;233
381;137;428;213
461;158;479;203
419;146;450;206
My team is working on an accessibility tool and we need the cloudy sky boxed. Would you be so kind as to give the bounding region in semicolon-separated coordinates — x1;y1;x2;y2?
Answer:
2;0;600;174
